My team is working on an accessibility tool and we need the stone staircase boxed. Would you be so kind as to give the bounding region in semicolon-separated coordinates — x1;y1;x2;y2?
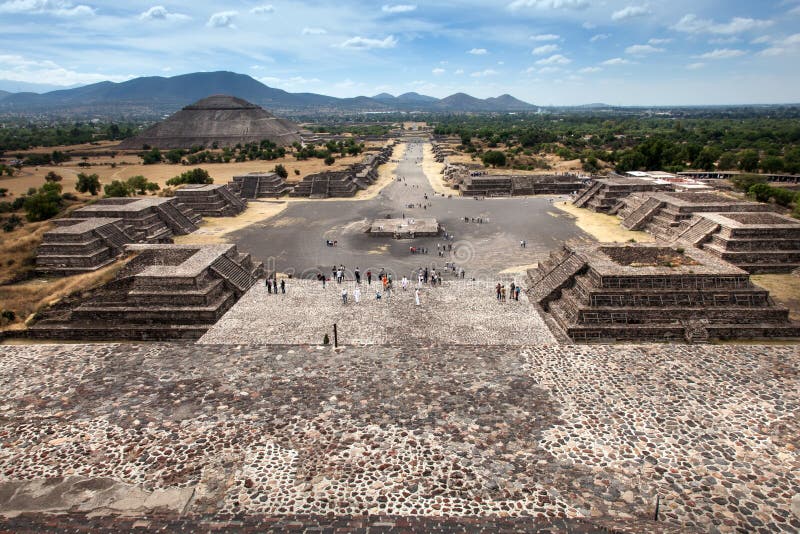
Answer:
673;217;720;246
216;183;248;211
622;197;664;230
572;180;602;208
528;249;587;309
240;175;261;199
210;254;261;295
94;223;134;253
155;201;198;235
310;177;329;198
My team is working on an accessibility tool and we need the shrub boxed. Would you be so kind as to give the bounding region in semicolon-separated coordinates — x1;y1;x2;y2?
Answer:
0;201;12;213
166;168;212;186
481;150;507;168
294;169;300;176
11;197;25;210
44;171;63;182
140;147;162;165
24;182;63;222
126;175;159;195
61;192;78;201
2;214;22;232
274;164;288;179
324;155;335;166
0;188;7;197
75;173;101;195
104;180;132;197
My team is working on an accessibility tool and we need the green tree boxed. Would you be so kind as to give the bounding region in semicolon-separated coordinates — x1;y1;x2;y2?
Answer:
140;147;162;165
126;175;150;194
324;155;335;166
760;156;784;174
24;182;63;221
165;149;185;164
44;171;63;182
717;152;738;171
481;150;507;167
274;164;288;179
75;173;101;195
731;174;767;192
693;147;721;172
166;168;213;186
738;150;760;173
104;180;132;197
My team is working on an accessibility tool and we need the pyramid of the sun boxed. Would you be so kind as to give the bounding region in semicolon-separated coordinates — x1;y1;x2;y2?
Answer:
118;95;304;150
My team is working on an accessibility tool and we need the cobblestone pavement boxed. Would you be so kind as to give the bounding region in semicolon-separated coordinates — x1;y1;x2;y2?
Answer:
1;342;798;533
199;280;555;345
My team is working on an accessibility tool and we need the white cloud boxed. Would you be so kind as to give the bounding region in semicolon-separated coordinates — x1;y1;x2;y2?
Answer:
509;0;589;10
335;79;357;89
530;33;560;41
259;76;320;87
340;35;398;49
250;5;274;15
382;4;416;13
535;54;571;65
686;62;705;70
751;36;771;44
207;11;237;28
672;14;773;35
579;66;602;73
454;68;464;75
582;21;596;29
757;33;800;56
625;44;664;55
532;44;559;55
302;27;327;35
601;57;631;65
0;0;94;16
697;48;746;59
470;69;498;77
432;67;445;74
648;38;672;45
611;5;650;21
709;36;741;45
139;5;189;21
0;54;133;85
590;33;610;42
536;66;562;74
468;48;488;55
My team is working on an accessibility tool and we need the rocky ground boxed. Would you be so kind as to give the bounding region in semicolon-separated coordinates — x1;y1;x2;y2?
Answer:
0;342;797;532
199;279;554;346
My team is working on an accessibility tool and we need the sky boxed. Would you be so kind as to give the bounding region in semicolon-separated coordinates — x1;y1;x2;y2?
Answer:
1;0;799;105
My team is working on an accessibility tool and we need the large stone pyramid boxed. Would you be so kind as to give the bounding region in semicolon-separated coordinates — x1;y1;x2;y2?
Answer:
118;95;304;150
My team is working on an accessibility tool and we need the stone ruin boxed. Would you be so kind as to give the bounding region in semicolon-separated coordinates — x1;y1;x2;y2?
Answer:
619;191;776;241
673;211;800;273
228;172;292;199
368;217;440;238
527;242;800;343
28;243;263;341
291;145;395;199
71;197;201;242
432;142;458;163
35;218;136;275
572;175;674;213
175;184;247;216
459;174;587;197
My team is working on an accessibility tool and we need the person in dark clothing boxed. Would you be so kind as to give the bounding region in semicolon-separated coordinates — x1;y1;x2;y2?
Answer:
267;278;272;293
280;279;286;294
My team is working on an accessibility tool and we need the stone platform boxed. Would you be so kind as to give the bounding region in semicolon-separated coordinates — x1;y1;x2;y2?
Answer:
0;342;797;533
368;217;440;237
199;279;554;345
71;197;201;242
174;184;247;216
35;217;135;275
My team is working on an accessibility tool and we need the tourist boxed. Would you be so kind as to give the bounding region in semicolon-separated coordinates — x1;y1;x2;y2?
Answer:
424;267;429;283
341;287;348;304
401;276;408;290
280;279;286;294
515;285;521;301
354;286;361;303
459;268;465;279
266;277;271;293
320;273;326;289
415;288;420;306
501;285;506;302
496;283;501;300
510;282;516;297
367;270;372;285
336;269;343;284
355;267;361;284
375;290;382;300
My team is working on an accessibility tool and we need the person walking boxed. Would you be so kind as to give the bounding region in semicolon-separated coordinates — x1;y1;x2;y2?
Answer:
267;277;272;294
341;287;348;304
496;283;501;301
321;274;326;289
367;270;372;285
415;288;420;306
354;268;361;284
354;286;361;303
515;285;521;301
280;279;286;294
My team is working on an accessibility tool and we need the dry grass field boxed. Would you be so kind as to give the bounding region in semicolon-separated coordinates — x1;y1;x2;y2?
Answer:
751;274;800;321
553;201;655;243
437;141;607;175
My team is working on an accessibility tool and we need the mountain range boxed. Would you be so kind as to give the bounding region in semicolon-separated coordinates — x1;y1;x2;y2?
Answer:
0;71;536;117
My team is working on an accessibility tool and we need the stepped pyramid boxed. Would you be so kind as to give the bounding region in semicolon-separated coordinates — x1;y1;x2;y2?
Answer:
118;95;304;150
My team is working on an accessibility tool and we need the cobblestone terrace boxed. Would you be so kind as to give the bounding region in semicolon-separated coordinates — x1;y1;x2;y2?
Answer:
0;342;798;533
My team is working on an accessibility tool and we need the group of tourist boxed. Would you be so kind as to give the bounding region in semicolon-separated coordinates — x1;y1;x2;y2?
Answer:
265;277;286;294
495;282;521;302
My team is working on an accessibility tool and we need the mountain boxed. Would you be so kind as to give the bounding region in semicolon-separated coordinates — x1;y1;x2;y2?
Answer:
0;90;9;101
0;71;536;116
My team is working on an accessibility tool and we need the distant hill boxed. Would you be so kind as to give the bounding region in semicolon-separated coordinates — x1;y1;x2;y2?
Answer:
0;71;537;117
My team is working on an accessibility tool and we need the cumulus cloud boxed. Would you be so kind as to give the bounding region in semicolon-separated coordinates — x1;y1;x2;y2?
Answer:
250;5;274;14
648;38;672;45
611;5;650;21
532;44;559;55
468;48;488;55
530;33;560;41
686;62;705;70
672;14;773;35
601;57;631;65
340;35;398;49
139;5;189;21
535;54;571;65
509;0;589;10
697;48;746;59
302;27;327;35
454;68;464;74
579;66;602;73
259;76;320;87
0;54;133;85
432;67;445;74
0;0;94;16
625;44;663;55
470;68;498;77
382;4;416;13
590;33;610;42
207;11;237;28
758;33;800;56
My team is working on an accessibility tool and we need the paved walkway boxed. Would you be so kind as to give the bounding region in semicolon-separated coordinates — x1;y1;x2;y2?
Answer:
199;279;555;345
0;343;797;532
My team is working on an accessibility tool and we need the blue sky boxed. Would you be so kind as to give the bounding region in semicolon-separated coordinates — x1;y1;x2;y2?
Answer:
1;0;799;105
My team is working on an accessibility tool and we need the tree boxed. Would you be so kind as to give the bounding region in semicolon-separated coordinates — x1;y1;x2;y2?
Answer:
760;156;784;174
481;150;507;168
165;149;185;164
126;175;150;194
104;180;132;197
582;156;600;174
738;150;760;173
75;173;101;195
324;155;335;166
140;147;162;165
44;171;63;182
717;152;737;171
166;168;213;186
24;182;63;222
274;164;288;179
693;147;721;172
731;174;767;192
